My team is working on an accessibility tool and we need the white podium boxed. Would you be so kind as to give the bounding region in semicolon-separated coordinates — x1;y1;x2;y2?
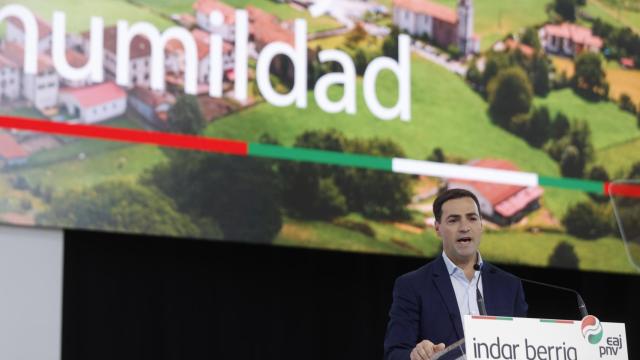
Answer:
433;315;628;360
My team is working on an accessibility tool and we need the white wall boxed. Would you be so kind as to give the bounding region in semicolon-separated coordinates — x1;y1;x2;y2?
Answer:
0;225;63;360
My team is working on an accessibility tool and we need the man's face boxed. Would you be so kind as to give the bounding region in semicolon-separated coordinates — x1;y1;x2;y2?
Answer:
435;197;483;264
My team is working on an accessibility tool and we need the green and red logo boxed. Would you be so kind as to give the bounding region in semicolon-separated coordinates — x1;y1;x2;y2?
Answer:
581;315;604;345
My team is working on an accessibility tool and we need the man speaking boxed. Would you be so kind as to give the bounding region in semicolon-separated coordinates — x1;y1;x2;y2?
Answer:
384;189;528;360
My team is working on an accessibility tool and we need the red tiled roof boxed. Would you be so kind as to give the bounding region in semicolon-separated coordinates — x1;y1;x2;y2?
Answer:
247;5;279;25
84;26;151;59
543;23;603;49
450;159;525;206
61;82;126;108
166;29;233;60
494;187;544;218
7;15;52;39
621;57;635;68
65;49;88;68
0;54;18;69
505;39;534;57
0;42;53;72
392;0;457;24
0;133;28;159
192;0;235;24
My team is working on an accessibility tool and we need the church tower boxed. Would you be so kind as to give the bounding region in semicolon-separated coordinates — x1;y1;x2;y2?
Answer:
457;0;474;55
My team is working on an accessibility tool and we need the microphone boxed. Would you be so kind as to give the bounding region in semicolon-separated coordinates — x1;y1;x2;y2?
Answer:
519;277;589;319
474;260;487;316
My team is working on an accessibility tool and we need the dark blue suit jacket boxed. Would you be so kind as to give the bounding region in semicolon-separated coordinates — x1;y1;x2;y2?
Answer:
384;256;528;360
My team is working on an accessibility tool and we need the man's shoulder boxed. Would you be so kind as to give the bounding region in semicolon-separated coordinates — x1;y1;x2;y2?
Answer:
395;257;443;285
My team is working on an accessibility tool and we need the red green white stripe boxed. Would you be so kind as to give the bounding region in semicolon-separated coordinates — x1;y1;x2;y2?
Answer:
1;115;639;198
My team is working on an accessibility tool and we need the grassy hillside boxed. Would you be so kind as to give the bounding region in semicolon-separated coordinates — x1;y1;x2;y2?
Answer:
481;231;638;273
596;137;640;176
583;0;640;33
206;56;586;217
10;0;174;32
534;88;639;149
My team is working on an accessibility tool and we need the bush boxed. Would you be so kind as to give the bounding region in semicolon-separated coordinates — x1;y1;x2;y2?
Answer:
618;93;637;114
549;241;580;269
488;67;533;127
562;201;612;239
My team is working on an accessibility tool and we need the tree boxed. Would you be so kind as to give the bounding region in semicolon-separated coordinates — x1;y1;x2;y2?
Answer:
562;201;611;239
526;106;551;147
346;23;367;48
618;93;637;114
337;138;412;219
521;27;541;50
548;241;580;269
560;145;584;178
279;129;349;219
354;49;368;75
588;165;610;202
427;147;445;162
554;0;577;21
382;27;400;60
551;112;570;139
167;95;206;134
531;55;551;96
143;151;282;243
573;52;609;99
38;181;200;237
488;67;534;127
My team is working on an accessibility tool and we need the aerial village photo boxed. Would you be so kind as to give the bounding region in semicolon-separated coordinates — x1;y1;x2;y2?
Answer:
0;0;639;273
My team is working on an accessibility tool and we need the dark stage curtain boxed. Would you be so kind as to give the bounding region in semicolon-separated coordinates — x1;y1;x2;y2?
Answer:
62;230;639;360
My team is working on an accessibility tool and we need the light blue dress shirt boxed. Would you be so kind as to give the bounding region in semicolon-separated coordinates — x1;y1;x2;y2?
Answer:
442;251;484;320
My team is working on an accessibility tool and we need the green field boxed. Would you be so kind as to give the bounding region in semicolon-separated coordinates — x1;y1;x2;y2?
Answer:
596;136;640;176
274;217;432;256
583;0;640;33
482;230;638;273
9;0;174;32
128;0;342;33
9;144;165;192
534;89;639;150
205;56;587;218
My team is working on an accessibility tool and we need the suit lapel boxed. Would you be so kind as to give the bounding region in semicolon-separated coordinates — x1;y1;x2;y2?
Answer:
481;263;499;316
431;256;464;340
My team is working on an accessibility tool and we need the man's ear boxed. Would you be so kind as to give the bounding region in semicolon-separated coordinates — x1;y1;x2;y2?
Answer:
434;220;440;234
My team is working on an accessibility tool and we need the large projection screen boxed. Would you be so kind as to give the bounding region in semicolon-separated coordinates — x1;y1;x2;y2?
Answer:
0;0;639;274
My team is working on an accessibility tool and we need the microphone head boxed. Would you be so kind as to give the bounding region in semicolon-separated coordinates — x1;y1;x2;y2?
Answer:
473;263;480;271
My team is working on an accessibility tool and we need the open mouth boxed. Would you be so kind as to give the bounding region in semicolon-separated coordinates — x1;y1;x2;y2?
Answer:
457;237;472;243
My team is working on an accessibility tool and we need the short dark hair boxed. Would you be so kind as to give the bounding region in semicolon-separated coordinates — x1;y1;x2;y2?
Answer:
433;188;481;223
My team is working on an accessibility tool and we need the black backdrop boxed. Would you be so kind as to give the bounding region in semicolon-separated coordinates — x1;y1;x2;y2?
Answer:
62;230;640;360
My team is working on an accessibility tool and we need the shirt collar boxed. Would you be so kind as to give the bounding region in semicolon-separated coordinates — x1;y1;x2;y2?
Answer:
442;251;483;276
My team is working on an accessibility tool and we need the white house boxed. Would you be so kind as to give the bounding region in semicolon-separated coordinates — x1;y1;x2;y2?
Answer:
5;15;52;54
0;54;20;102
539;23;603;56
0;42;59;112
193;0;236;42
84;26;152;88
165;29;234;93
59;82;127;124
392;0;479;54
